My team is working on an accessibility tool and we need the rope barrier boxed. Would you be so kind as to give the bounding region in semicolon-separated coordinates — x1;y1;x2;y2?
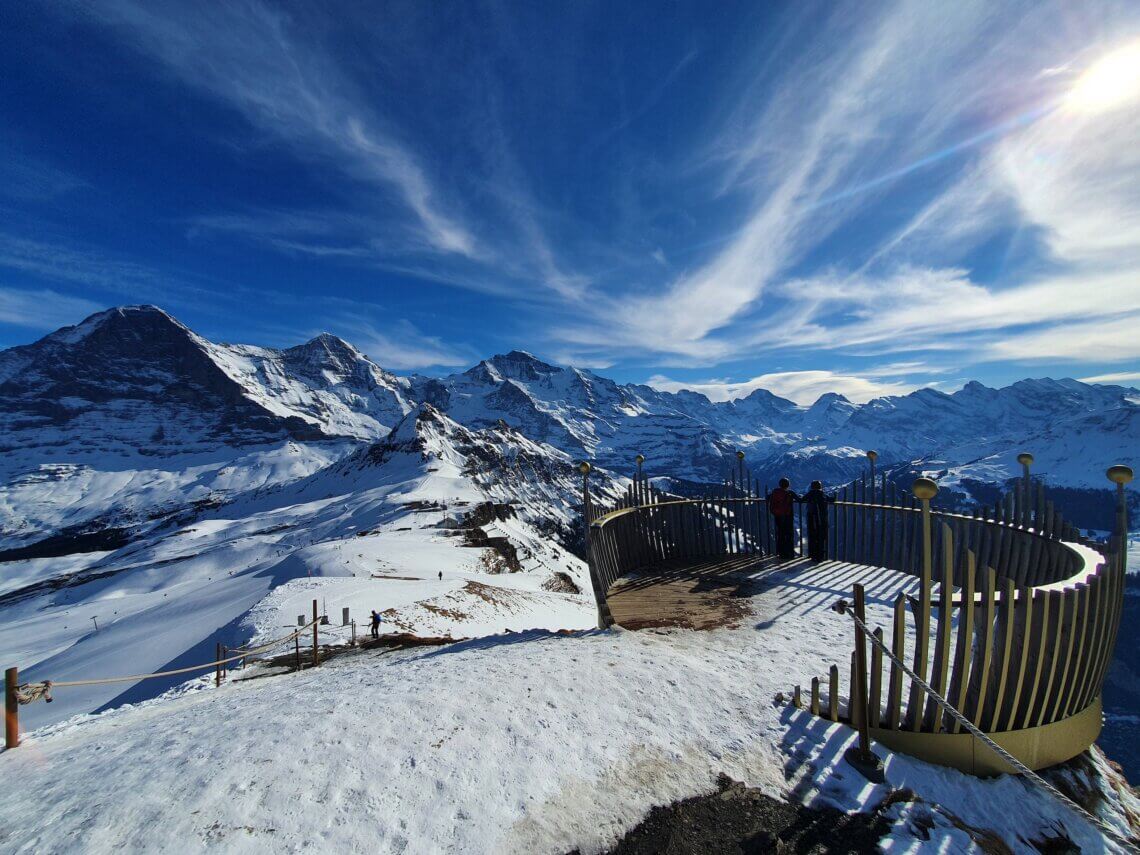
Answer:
833;599;1138;852
21;617;325;693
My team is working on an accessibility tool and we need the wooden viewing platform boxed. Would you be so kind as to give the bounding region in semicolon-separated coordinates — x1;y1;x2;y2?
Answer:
579;454;1131;776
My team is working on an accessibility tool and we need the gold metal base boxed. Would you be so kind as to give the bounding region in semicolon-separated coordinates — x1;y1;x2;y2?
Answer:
867;696;1102;776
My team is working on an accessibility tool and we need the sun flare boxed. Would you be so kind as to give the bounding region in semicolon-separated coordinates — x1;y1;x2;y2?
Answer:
1065;41;1140;113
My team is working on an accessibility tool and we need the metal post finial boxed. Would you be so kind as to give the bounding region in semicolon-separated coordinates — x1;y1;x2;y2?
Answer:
1107;464;1133;485
578;460;592;476
911;477;938;501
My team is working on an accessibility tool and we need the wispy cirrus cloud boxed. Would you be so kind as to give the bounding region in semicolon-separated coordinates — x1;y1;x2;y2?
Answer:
552;1;1140;384
1078;371;1140;386
646;368;926;405
87;0;479;259
0;286;104;333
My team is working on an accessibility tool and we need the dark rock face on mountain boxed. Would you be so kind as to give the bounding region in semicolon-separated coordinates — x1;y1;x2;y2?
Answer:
0;306;323;458
0;307;418;465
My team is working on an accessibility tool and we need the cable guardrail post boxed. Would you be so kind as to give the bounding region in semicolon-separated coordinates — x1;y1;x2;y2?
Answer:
839;587;884;782
5;666;19;749
312;600;320;667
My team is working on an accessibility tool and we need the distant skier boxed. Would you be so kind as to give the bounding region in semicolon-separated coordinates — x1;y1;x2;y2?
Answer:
803;480;834;562
768;478;799;560
370;609;381;639
438;571;443;581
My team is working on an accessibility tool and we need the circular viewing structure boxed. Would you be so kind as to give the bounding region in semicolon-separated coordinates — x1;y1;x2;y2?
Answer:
585;457;1128;775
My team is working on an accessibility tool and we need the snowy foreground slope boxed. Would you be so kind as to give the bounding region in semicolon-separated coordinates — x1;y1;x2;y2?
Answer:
2;562;1136;853
2;404;608;730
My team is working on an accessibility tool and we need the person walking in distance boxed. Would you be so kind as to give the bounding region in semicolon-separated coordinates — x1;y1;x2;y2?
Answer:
370;609;381;640
768;478;799;560
803;480;834;562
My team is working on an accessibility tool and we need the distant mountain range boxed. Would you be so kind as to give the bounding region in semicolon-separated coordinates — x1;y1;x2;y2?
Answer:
1;304;1136;548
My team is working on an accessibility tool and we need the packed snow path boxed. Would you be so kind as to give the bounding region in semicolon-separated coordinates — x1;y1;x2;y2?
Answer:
1;560;1133;853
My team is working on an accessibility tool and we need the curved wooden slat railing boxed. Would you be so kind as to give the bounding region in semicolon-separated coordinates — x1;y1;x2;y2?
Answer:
583;459;1129;775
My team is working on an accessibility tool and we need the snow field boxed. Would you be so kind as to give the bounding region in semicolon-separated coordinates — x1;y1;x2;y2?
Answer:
2;559;1134;853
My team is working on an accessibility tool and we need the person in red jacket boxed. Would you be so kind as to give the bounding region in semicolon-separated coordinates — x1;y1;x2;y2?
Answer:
768;478;799;559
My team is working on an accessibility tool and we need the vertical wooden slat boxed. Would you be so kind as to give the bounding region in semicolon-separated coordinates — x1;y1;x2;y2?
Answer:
886;592;906;730
986;577;1016;731
1017;590;1051;729
998;586;1033;732
849;651;858;722
966;566;997;728
1034;590;1066;727
811;677;820;716
870;627;884;728
948;549;976;733
1072;574;1107;714
1046;587;1078;724
907;507;933;731
828;664;839;722
924;523;954;731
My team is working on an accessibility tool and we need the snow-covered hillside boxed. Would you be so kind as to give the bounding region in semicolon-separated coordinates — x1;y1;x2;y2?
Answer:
2;402;608;729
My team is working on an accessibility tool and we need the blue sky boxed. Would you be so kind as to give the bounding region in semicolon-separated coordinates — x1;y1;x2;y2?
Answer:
2;1;1139;403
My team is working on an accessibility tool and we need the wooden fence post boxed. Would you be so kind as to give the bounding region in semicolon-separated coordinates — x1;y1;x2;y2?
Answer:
312;599;320;666
844;584;884;781
294;632;301;670
215;644;222;687
5;666;18;750
851;585;870;751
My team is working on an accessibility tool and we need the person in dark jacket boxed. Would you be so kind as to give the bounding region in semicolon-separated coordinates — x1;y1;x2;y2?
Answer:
768;478;799;559
370;609;381;639
803;480;834;562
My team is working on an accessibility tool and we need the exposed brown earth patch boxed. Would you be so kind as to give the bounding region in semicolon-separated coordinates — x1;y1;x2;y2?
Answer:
606;557;779;631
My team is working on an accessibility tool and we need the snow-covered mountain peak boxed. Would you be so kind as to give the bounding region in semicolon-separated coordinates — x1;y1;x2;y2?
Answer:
485;350;561;382
285;332;362;367
44;304;186;347
811;391;850;406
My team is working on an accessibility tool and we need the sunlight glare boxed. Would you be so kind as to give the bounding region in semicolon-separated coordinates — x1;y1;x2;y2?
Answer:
1065;41;1140;114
